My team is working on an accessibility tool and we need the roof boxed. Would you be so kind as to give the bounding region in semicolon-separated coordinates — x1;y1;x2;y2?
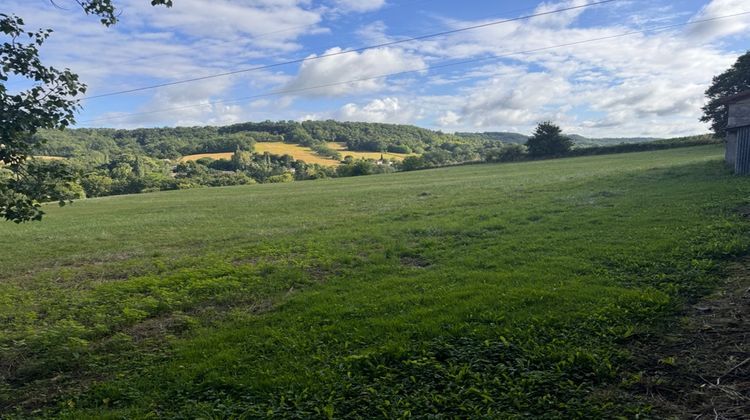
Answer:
718;90;750;105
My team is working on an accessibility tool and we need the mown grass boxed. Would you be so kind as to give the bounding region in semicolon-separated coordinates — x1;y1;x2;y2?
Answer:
1;145;749;418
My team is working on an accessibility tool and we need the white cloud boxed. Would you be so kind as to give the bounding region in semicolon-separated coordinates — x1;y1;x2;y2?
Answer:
332;0;387;13
121;0;323;50
356;21;390;44
688;0;750;40
456;70;572;128
437;111;461;127
338;97;414;123
3;0;324;98
386;0;748;136
529;0;591;28
285;47;425;96
6;0;749;137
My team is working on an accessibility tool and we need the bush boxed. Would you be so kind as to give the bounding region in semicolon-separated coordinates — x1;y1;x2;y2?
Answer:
387;144;412;154
309;143;342;160
267;173;294;183
400;156;427;171
81;174;114;197
484;144;527;162
195;157;215;166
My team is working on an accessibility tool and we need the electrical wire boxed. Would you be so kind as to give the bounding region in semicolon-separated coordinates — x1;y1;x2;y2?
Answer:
79;0;620;100
76;11;750;126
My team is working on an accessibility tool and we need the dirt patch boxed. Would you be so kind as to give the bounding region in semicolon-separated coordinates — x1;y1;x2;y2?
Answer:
628;259;750;419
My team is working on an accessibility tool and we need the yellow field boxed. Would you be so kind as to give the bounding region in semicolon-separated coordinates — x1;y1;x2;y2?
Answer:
33;156;65;161
255;143;340;166
179;152;235;162
179;142;412;166
326;143;411;161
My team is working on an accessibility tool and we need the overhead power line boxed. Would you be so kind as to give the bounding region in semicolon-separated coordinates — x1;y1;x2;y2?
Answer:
77;11;750;126
73;2;546;92
80;0;620;100
69;0;444;76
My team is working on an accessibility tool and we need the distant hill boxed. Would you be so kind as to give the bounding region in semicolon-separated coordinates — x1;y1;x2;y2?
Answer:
567;134;664;147
454;132;529;144
25;120;718;204
37;120;474;160
38;121;694;166
455;131;664;147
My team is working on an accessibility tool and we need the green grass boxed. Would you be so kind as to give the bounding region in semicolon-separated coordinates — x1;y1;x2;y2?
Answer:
1;145;749;418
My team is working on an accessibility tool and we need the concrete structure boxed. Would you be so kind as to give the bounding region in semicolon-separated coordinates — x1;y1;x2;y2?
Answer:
722;90;750;174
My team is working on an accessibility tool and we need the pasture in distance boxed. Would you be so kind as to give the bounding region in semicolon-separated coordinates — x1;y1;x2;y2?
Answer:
1;145;749;418
179;142;412;166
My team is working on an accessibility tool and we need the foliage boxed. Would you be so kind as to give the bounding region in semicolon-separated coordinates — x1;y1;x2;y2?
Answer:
336;158;395;177
400;155;428;171
456;131;663;147
309;143;342;160
72;1;173;26
484;144;527;163
39;120;471;160
0;146;747;418
0;1;173;222
567;134;721;157
0;14;86;222
701;51;750;135
13;121;722;200
455;131;529;144
525;122;574;157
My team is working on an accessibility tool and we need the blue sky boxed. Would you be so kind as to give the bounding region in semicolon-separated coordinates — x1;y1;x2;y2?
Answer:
5;0;750;136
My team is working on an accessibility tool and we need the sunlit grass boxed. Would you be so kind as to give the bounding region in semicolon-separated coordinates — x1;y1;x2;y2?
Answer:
1;145;748;418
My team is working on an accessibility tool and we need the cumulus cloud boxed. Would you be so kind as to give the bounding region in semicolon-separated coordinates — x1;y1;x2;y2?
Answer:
7;0;749;136
338;97;414;123
688;0;750;40
84;76;239;128
285;47;425;96
437;111;461;127
2;0;324;96
121;0;324;50
393;0;748;136
455;71;572;127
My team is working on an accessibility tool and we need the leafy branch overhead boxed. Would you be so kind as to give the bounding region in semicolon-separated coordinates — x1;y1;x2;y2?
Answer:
71;0;173;26
0;1;173;222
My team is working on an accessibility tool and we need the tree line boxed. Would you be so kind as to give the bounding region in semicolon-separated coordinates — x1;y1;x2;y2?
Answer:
2;121;719;207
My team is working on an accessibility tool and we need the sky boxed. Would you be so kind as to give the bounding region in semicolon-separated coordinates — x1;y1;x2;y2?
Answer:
4;0;750;137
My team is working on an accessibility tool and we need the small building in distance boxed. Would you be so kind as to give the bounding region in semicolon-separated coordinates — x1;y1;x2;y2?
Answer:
722;90;750;174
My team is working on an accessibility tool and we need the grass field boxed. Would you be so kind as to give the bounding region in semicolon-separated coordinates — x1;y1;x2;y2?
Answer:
1;145;749;418
180;142;411;166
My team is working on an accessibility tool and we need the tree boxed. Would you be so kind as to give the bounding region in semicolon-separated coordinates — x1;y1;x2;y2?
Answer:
525;122;573;157
701;51;750;136
400;155;426;171
1;1;173;222
230;148;253;171
484;144;527;163
81;173;114;197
